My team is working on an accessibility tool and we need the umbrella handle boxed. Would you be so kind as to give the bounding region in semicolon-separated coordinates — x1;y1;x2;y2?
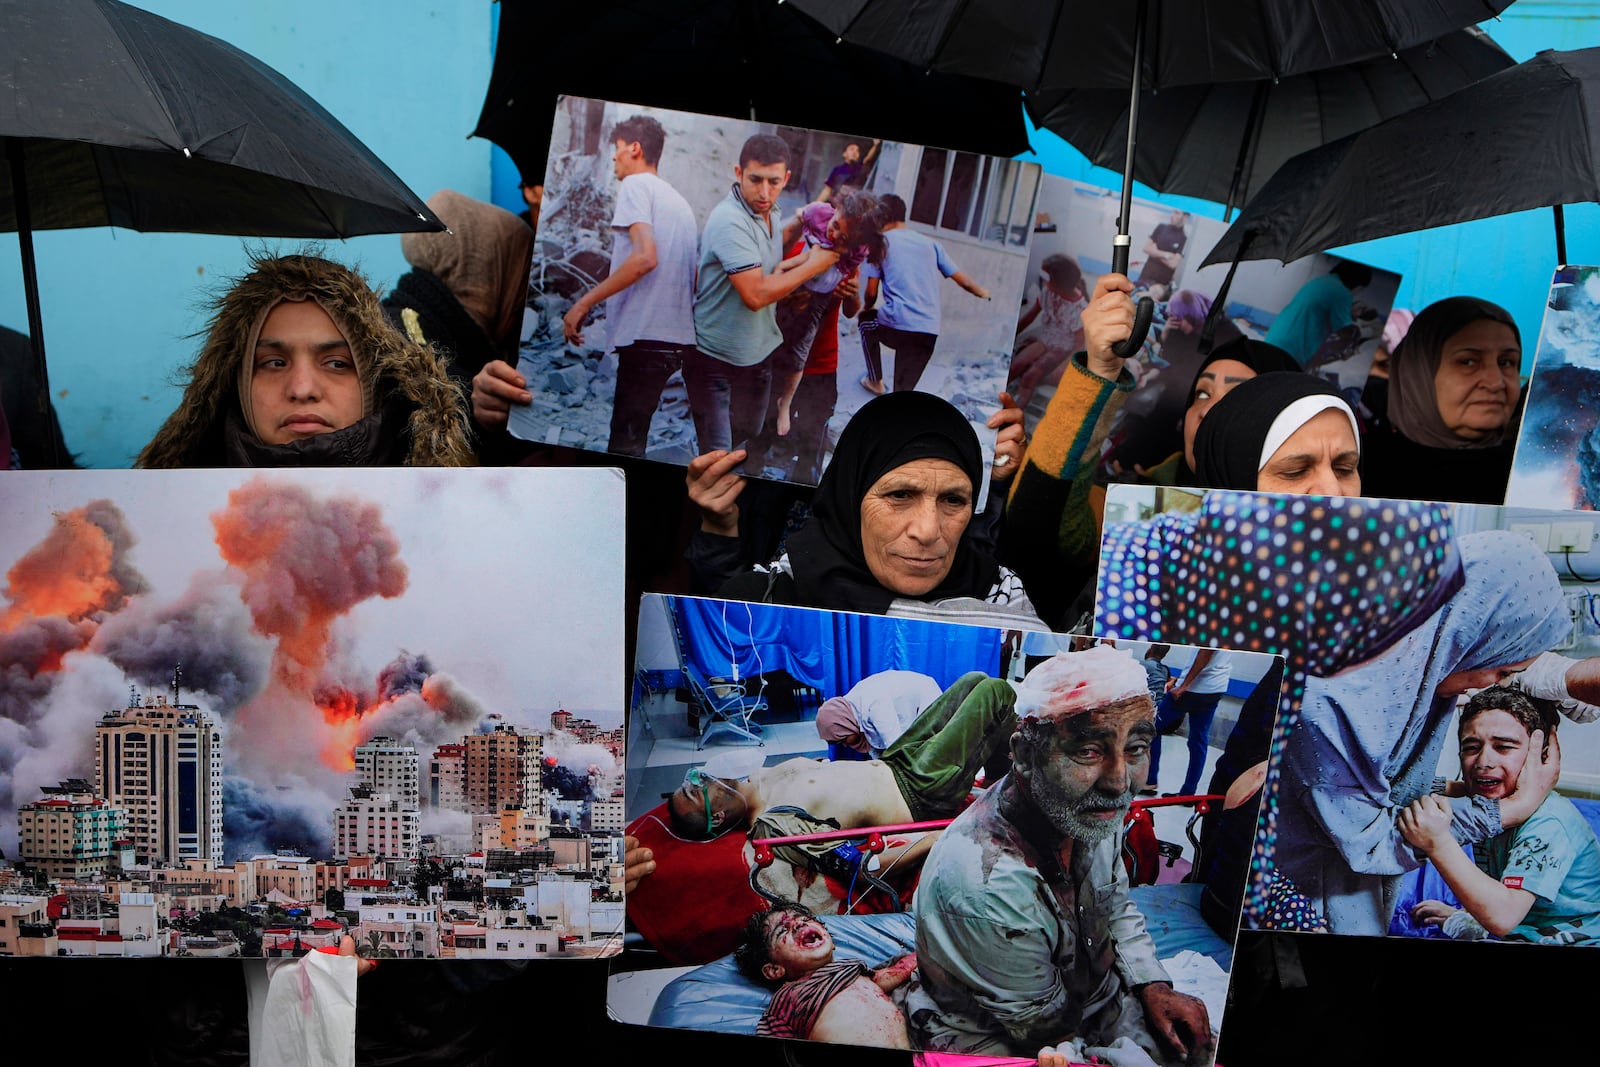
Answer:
1113;296;1155;359
1109;239;1154;358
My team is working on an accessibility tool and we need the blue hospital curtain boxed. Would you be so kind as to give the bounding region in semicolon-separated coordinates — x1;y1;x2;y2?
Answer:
670;596;1004;698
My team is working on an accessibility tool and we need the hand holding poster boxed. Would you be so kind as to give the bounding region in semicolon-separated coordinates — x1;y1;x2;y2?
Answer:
1014;176;1399;485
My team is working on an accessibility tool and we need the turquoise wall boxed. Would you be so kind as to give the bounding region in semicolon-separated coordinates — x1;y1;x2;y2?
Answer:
0;3;496;467
1024;1;1600;367
4;2;1596;466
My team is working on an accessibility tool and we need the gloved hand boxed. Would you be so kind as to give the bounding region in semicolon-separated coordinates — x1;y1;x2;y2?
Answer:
1510;651;1600;724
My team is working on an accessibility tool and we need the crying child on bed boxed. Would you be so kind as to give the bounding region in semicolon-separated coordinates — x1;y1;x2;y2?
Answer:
737;903;917;1048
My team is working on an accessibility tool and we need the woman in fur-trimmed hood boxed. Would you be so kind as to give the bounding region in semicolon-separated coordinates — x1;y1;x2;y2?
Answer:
138;252;474;468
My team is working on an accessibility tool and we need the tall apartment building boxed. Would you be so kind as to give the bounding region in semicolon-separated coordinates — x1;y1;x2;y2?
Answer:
353;736;420;805
334;787;420;862
94;690;223;865
590;797;625;835
463;725;543;814
17;779;125;882
428;743;465;810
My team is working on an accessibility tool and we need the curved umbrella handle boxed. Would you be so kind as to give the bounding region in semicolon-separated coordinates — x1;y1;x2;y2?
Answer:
1109;239;1155;358
1114;297;1155;359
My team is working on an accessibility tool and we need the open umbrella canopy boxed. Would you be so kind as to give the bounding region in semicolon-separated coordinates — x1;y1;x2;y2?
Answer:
792;0;1515;359
1202;47;1600;267
1027;26;1514;211
786;0;1516;91
0;0;441;238
472;0;1030;187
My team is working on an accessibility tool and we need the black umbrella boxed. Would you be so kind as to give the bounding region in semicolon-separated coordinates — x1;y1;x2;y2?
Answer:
471;0;1030;190
1028;27;1514;217
1201;47;1600;270
791;0;1515;354
785;0;1516;91
1;0;444;462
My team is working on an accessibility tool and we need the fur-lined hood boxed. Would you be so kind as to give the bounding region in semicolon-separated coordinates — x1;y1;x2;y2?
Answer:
138;253;474;468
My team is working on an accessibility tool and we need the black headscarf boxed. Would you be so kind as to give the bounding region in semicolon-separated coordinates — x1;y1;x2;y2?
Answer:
1187;336;1303;402
1160;337;1304;483
786;391;998;613
1193;373;1354;489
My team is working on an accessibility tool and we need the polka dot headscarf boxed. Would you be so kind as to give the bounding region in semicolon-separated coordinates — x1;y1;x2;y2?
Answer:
1095;491;1464;925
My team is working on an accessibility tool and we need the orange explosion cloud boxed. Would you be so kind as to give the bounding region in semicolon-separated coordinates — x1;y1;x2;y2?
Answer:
314;687;366;771
212;479;407;693
2;503;137;632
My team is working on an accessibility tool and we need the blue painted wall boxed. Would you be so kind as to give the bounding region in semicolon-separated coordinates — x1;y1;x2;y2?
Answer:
0;3;496;467
1023;1;1600;371
4;2;1596;466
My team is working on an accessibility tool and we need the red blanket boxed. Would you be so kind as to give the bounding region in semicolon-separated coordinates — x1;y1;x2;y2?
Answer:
626;804;918;965
626;805;767;965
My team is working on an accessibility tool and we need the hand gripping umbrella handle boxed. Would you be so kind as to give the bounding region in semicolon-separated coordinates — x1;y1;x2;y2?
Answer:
1110;238;1155;358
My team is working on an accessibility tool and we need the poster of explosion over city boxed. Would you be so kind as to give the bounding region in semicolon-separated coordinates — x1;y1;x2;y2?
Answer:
0;468;627;960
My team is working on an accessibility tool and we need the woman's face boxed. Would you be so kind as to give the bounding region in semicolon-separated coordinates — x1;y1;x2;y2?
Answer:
1256;409;1361;496
1432;319;1521;440
859;458;974;596
249;300;363;445
1182;358;1256;470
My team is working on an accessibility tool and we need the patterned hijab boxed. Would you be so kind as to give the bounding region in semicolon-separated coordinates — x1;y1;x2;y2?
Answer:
1277;528;1571;932
1095;491;1465;923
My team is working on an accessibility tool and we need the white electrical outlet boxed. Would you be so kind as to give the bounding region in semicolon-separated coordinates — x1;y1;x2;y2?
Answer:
1552;521;1594;552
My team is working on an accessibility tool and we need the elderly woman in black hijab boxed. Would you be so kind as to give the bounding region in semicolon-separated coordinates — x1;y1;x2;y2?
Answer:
1360;297;1522;504
1192;373;1362;495
691;390;1040;625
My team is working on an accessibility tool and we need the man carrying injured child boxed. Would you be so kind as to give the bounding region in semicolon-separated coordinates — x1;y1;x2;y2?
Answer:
1401;685;1600;944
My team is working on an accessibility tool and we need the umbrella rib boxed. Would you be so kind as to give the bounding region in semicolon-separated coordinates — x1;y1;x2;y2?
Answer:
1033;0;1070;93
1148;0;1162;90
836;0;872;40
1224;81;1270;214
926;0;979;73
98;3;188;151
1357;0;1402;58
296;183;350;240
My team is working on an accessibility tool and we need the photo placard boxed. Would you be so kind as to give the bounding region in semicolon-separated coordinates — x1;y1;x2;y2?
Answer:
0;468;626;960
514;97;1041;487
614;592;1278;1063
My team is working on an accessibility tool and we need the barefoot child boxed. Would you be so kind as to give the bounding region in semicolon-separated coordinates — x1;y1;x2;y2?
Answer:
770;195;882;437
738;903;917;1048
